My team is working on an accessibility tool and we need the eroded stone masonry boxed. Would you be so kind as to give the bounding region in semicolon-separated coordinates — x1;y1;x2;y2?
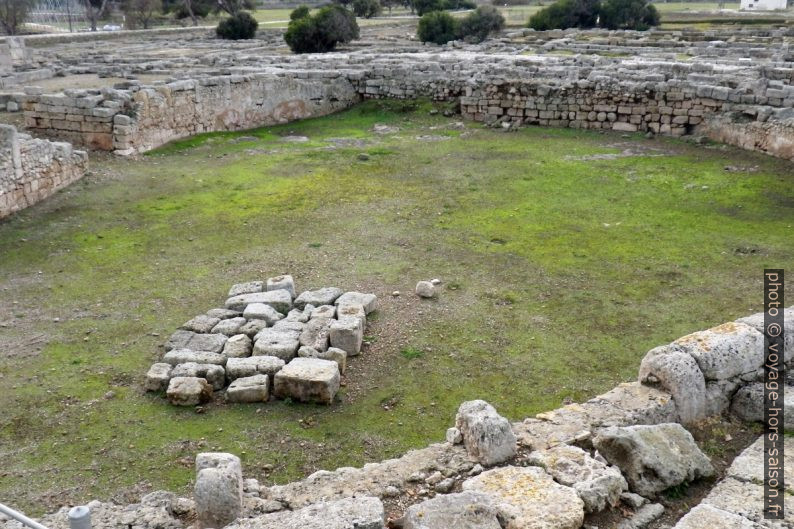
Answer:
3;307;792;529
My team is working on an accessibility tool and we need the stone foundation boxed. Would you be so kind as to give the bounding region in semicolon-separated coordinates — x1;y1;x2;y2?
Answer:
0;124;88;219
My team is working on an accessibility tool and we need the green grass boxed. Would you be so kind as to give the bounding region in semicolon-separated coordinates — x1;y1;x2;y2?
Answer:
1;99;793;514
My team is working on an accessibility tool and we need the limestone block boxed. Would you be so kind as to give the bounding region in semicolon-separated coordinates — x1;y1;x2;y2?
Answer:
186;333;228;354
638;347;706;424
163;349;226;366
223;334;253;358
211;316;247;336
254;329;300;361
195;453;243;529
226;290;292;313
267;275;296;298
225;496;384;529
180;314;220;334
227;375;269;403
335;292;378;314
298;346;347;374
329;317;363;356
403;491;501;529
167;377;213;406
243;303;284;324
455;400;516;466
171;362;226;390
299;318;332;352
274;358;341;404
671;322;765;381
294;287;343;309
226;356;285;382
145;362;173;392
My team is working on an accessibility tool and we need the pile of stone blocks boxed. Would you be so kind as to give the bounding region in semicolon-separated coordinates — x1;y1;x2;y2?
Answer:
145;275;376;407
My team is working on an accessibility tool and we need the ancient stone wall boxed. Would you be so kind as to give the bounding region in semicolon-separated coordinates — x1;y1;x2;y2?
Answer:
0;124;88;219
17;52;794;159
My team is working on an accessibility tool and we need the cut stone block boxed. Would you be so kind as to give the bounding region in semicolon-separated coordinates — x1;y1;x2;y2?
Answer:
226;290;292;314
186;333;228;354
335;292;377;314
239;319;268;338
294;287;343;310
272;320;305;335
243;303;284;324
254;330;300;361
298;346;347;374
330;317;363;356
228;281;263;297
336;303;367;330
671;322;765;381
299;318;331;352
227;375;270;403
462;466;584;529
310;305;336;319
167;377;213;406
403;491;501;529
225;496;384;529
274;358;341;404
163;349;227;366
223;334;253;358
456;400;517;466
195;452;243;529
226;356;285;382
172;362;226;390
211;316;247;336
673;504;758;529
145;362;173;392
165;329;195;352
181;314;221;334
267;275;296;298
206;308;242;320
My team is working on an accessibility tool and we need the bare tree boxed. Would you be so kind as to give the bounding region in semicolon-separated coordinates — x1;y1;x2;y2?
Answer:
0;0;36;35
82;0;108;31
123;0;162;28
215;0;253;15
183;0;197;25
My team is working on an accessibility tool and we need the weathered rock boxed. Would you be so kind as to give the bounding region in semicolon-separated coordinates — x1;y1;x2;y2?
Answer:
267;275;296;298
226;496;384;529
335;292;377;314
181;315;221;334
736;307;793;362
243;303;284;324
330;317;363;356
211;317;247;336
310;305;336;319
186;333;228;354
673;504;758;529
165;329;195;352
294;287;343;309
195;453;243;529
167;377;213;406
620;492;648;509
206;308;241;320
616;503;664;529
336;303;367;329
145;363;173;392
724;435;794;491
239;319;268;338
285;308;310;323
226;290;292;314
415;281;436;298
163;349;226;366
228;281;263;297
273;357;340;404
254;330;299;361
730;382;764;423
462;466;584;529
226;356;285;382
593;423;714;498
171;362;226;390
272;320;305;335
527;444;627;512
227;375;269;403
671;322;764;380
223;334;253;358
638;347;707;424
455;400;516;466
403;491;501;529
446;427;463;444
299;317;332;352
298;346;347;374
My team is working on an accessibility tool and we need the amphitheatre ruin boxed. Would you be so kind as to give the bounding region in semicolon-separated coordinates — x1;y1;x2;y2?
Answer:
0;2;793;529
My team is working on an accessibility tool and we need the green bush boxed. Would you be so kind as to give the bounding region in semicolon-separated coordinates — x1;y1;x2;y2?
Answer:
599;0;659;29
413;0;443;15
527;0;598;30
216;11;258;39
289;5;310;20
457;5;504;42
441;0;476;9
353;0;382;17
417;10;458;44
284;4;360;53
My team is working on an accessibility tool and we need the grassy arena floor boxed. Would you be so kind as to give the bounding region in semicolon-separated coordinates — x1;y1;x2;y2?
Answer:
1;100;792;514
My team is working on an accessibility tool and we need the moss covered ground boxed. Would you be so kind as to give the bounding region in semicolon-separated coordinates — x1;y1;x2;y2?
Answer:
0;100;792;514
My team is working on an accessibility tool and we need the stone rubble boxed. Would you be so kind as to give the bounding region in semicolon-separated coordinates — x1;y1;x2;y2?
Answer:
145;276;376;407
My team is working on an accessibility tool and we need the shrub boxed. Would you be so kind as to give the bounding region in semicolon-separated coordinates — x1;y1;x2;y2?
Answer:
413;0;443;15
353;0;382;17
527;0;598;30
216;11;258;39
441;0;475;9
289;4;310;20
599;0;659;30
417;10;458;44
284;4;360;53
457;5;504;42
123;0;163;29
